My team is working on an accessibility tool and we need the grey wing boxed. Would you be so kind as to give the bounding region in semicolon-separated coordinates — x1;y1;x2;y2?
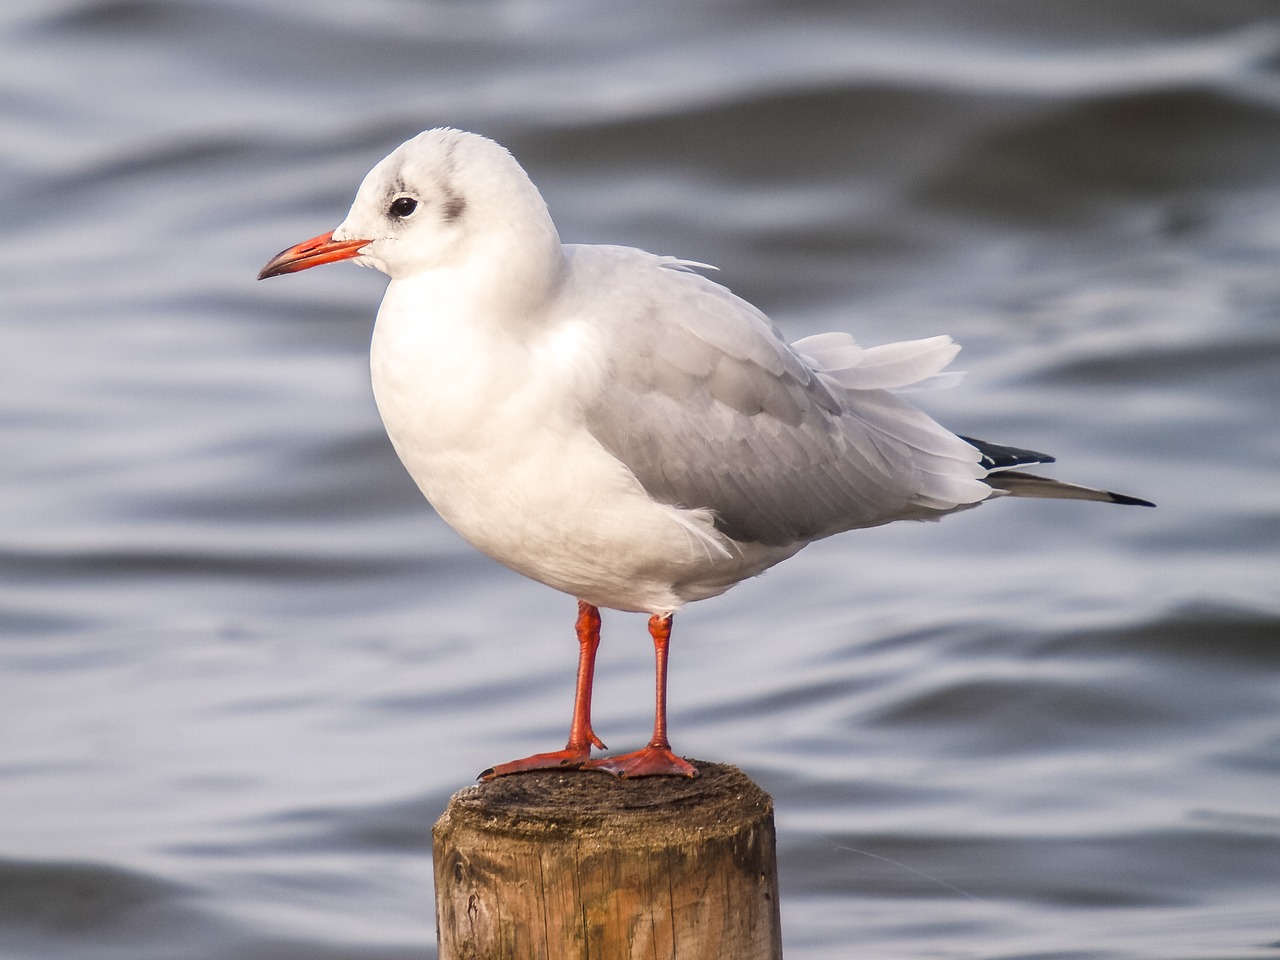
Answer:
572;247;987;547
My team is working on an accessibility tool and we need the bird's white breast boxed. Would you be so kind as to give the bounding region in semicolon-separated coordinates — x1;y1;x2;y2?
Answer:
368;273;767;614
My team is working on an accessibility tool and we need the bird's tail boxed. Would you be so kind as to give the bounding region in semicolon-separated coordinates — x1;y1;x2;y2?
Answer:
961;436;1155;508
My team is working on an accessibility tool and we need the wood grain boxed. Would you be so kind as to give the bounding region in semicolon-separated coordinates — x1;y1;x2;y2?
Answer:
434;762;782;959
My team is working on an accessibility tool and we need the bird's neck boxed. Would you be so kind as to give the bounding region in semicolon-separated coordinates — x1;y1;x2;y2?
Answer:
434;217;566;331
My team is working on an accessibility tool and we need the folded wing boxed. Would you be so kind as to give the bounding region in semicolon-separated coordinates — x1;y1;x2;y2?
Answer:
570;247;989;547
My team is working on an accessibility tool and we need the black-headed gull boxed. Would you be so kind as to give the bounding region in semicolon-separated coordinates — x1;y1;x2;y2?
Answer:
259;128;1152;779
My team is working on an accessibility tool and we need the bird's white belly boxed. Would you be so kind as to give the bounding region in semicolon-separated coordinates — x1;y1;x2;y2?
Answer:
368;288;778;613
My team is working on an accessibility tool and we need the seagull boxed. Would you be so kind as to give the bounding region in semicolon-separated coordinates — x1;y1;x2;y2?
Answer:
259;128;1152;780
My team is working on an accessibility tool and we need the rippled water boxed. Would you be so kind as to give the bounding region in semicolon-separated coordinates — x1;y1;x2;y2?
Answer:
3;2;1279;958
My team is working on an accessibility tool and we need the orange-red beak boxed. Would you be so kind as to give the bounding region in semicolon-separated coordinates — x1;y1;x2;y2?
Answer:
257;230;371;280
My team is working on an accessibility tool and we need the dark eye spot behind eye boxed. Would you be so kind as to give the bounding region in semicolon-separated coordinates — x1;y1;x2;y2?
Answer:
390;197;418;218
442;196;466;223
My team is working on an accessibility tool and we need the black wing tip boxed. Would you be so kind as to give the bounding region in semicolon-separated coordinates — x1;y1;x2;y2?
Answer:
1108;491;1156;508
959;435;1056;470
961;435;1153;506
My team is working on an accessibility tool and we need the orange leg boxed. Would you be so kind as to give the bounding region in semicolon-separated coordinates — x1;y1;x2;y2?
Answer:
480;600;607;779
583;613;698;779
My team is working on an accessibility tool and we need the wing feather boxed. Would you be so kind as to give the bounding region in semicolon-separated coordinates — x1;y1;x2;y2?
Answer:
797;331;963;391
564;245;988;547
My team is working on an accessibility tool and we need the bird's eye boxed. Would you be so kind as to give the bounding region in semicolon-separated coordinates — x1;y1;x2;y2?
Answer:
389;196;419;219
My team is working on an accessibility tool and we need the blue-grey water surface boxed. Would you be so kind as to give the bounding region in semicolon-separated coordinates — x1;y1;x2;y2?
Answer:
2;2;1279;957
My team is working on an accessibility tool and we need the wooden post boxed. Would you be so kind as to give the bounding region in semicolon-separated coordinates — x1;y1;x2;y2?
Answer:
433;762;782;959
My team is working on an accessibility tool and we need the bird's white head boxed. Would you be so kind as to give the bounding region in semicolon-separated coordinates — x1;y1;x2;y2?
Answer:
259;128;561;284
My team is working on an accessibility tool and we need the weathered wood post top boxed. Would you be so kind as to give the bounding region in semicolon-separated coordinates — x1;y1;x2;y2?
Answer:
433;762;782;959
